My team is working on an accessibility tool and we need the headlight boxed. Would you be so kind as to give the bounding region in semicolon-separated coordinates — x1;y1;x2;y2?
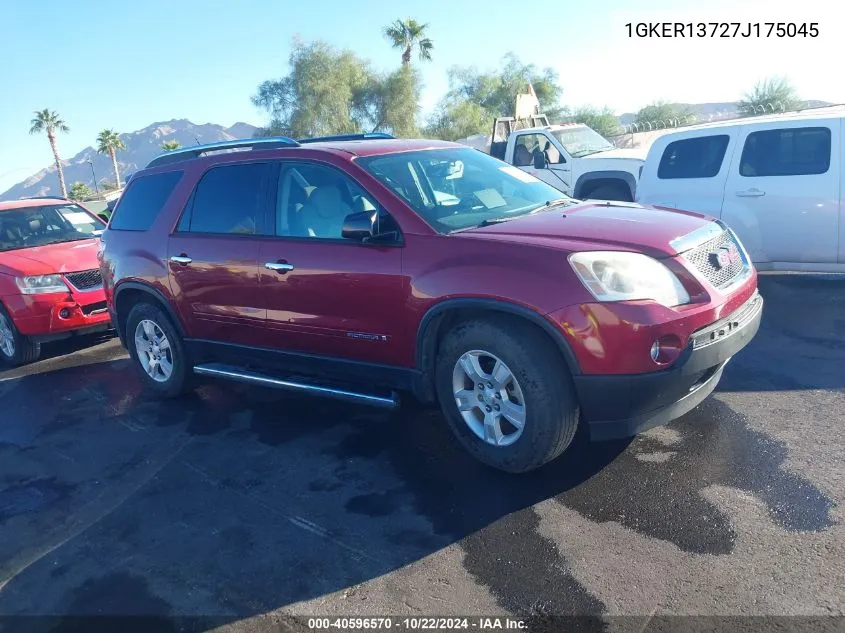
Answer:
15;274;70;295
569;251;690;307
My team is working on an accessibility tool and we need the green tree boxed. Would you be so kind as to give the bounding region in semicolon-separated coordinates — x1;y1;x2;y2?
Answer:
424;100;491;141
29;109;70;198
96;129;126;188
252;39;421;138
161;140;181;151
424;53;565;139
634;101;693;127
570;106;622;138
737;76;801;116
68;182;94;201
383;18;433;66
99;179;118;192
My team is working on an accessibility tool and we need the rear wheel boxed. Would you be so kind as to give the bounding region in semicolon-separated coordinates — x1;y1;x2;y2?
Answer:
0;305;41;367
434;317;580;473
126;302;193;397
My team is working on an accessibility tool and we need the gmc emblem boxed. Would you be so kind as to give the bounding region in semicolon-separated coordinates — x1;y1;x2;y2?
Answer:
711;243;741;269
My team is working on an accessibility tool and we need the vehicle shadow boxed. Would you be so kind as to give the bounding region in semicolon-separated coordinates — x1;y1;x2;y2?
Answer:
0;356;628;630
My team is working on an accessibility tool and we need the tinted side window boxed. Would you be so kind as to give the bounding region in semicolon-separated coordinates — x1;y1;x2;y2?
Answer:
109;171;183;231
275;162;395;240
182;162;270;235
657;135;730;179
739;127;831;177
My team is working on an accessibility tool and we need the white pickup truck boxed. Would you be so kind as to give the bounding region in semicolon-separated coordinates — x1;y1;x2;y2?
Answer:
461;115;646;202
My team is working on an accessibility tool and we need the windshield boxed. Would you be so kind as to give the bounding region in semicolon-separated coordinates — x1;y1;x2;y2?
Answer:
551;127;615;157
357;148;576;233
0;203;104;252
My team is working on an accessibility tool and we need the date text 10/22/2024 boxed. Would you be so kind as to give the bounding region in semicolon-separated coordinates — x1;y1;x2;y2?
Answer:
307;617;528;631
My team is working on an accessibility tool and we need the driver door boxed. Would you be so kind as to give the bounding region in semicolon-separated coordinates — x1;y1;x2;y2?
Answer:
511;131;573;195
257;160;408;366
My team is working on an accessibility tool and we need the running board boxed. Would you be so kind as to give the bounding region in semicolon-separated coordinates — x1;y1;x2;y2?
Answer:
192;363;400;410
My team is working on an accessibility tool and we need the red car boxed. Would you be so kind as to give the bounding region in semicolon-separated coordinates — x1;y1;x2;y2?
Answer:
99;135;762;472
0;198;112;365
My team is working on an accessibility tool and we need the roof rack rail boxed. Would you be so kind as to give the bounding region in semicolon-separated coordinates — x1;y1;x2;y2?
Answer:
146;136;300;169
19;195;69;201
297;132;395;144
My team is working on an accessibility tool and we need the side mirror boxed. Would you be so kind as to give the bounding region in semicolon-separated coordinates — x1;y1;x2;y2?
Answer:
341;211;376;241
533;151;547;170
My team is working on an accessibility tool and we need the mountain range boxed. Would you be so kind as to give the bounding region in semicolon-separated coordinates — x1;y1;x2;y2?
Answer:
3;100;837;200
1;119;258;201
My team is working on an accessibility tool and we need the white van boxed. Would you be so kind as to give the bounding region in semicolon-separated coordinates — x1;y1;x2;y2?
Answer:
636;106;843;272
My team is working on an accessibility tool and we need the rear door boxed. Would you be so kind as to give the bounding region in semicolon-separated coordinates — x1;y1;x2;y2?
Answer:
722;119;839;265
637;130;737;216
167;161;270;347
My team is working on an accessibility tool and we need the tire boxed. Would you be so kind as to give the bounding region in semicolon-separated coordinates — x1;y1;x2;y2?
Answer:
586;184;633;202
125;301;193;398
434;316;580;473
0;304;41;367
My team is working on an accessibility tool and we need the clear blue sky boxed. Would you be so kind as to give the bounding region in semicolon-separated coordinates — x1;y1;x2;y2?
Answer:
1;0;840;193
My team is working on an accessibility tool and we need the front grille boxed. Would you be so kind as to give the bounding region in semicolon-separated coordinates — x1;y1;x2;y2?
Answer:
65;269;103;291
683;230;746;289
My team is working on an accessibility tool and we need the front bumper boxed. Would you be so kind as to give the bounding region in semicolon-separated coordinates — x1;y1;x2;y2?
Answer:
574;290;763;441
5;290;113;342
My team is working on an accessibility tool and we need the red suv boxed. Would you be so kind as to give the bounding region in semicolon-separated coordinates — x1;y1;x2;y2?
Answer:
99;135;762;473
1;198;112;365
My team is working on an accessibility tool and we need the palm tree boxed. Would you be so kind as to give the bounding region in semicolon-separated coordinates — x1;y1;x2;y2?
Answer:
384;18;433;65
161;140;181;151
96;129;126;188
29;109;70;198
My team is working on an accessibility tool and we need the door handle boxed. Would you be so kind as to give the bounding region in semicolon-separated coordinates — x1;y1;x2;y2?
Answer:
169;255;192;265
735;189;765;197
265;262;295;273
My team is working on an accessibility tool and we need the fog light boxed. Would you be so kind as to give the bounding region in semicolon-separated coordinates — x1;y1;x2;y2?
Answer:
59;308;71;319
650;340;661;362
650;334;683;365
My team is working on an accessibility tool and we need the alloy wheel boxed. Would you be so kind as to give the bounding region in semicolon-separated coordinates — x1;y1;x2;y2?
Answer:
134;319;173;383
0;312;15;359
451;350;526;447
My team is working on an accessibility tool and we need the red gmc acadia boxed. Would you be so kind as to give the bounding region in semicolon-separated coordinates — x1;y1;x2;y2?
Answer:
0;198;112;365
98;134;763;473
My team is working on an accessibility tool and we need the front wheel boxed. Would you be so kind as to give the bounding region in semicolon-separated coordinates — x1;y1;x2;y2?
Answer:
434;317;580;473
0;305;41;367
125;302;193;397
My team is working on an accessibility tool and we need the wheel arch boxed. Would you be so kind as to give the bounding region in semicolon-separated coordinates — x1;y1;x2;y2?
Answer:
573;171;636;200
414;298;581;403
114;281;185;346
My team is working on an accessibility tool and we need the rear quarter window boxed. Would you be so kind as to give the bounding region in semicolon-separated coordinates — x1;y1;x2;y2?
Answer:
739;127;831;177
657;135;731;179
109;171;183;231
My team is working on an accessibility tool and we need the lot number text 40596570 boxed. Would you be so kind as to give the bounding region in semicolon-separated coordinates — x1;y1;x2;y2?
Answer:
625;22;819;38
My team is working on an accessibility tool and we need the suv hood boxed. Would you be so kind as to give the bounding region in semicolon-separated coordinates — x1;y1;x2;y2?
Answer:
459;201;715;258
581;147;646;161
0;238;101;275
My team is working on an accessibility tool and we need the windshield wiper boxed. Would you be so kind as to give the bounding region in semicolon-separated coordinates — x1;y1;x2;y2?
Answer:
477;216;516;227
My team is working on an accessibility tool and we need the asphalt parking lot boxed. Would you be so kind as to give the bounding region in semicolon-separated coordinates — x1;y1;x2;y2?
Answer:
0;274;843;632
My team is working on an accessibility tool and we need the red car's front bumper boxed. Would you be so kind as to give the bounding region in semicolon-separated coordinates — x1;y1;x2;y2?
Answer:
3;288;112;342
